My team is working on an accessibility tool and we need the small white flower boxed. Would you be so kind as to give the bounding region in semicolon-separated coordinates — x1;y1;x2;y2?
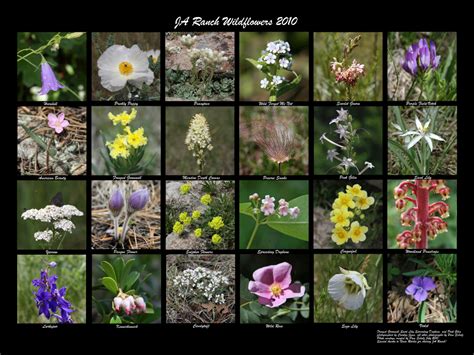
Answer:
364;161;374;169
327;149;339;162
34;230;53;242
401;117;445;152
266;41;280;53
260;78;269;89
335;125;349;139
263;53;277;64
339;157;355;169
328;267;370;310
279;58;290;69
272;75;284;86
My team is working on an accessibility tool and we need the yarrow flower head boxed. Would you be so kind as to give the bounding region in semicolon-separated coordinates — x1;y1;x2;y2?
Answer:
248;262;305;308
48;112;69;134
97;44;154;92
405;276;436;302
185;114;213;174
32;263;74;323
328;267;370;310
39;60;64;96
402;39;441;77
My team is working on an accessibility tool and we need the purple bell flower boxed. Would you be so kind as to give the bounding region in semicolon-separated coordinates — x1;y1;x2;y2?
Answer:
405;276;436;303
401;39;441;77
39;61;64;95
128;188;149;213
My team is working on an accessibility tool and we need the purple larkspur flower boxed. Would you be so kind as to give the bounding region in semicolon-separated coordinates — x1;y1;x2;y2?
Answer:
405;276;436;302
39;61;64;95
32;265;74;323
128;188;149;213
402;39;441;77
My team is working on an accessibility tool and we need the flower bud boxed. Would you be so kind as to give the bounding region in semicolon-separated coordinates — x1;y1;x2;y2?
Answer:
128;188;149;213
121;297;131;315
126;295;136;310
249;193;259;202
400;211;412;226
135;297;146;313
113;297;123;311
395;198;406;211
438;187;450;200
393;186;406;199
109;189;124;217
48;261;57;268
65;32;85;39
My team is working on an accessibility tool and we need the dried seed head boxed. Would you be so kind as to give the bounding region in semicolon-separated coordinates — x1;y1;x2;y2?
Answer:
253;116;296;164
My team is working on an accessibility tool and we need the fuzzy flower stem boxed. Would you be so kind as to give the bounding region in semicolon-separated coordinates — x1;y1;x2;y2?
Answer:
415;180;429;249
113;217;120;243
120;213;132;248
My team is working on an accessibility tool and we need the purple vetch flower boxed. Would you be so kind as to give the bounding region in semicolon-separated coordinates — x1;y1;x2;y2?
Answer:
109;189;124;217
39;61;64;95
32;265;74;323
405;276;436;302
128;188;149;213
402;39;441;77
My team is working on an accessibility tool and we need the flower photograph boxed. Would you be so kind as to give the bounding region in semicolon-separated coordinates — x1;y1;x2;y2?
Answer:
91;106;161;175
313;180;383;249
92;32;160;101
388;179;457;249
314;254;382;323
166;254;235;323
315;106;383;175
388;32;457;101
17;106;86;175
239;180;309;249
17;255;86;323
17;180;86;250
240;32;309;101
92;255;161;324
165;180;235;250
91;180;160;250
17;32;86;101
388;254;456;323
240;255;310;324
314;32;383;101
388;106;457;175
165;107;234;175
165;32;234;101
239;106;308;176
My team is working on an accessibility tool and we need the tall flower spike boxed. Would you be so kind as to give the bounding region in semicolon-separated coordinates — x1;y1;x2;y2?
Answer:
39;61;64;95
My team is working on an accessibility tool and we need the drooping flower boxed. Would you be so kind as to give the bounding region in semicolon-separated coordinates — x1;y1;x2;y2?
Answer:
405;276;436;302
109;189;124;217
328;267;370;310
47;112;69;134
108;108;137;126
128;188;149;213
253;117;295;165
248;262;305;308
97;44;154;92
39;61;64;95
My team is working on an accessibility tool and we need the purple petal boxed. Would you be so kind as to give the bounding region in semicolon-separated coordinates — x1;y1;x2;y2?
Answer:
413;288;428;302
405;283;417;296
252;265;274;285
421;277;436;291
57;112;65;121
248;280;272;298
282;282;305;299
272;262;292;288
420;46;431;70
412;276;424;287
258;295;287;308
39;62;64;96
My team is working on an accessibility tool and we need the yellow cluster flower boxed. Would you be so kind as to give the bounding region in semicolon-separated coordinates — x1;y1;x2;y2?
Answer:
194;228;202;238
192;210;201;220
200;194;212;206
173;221;184;235
180;183;192;195
211;234;222;245
105;109;148;160
208;216;224;230
179;212;192;225
330;184;374;246
108;108;137;126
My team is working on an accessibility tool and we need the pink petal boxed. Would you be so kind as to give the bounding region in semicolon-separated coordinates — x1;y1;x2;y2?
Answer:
252;265;274;285
248;280;272;298
55;127;63;134
258;296;287;308
272;262;292;288
282;282;305;299
61;120;69;128
57;112;65;121
48;121;56;129
48;113;57;124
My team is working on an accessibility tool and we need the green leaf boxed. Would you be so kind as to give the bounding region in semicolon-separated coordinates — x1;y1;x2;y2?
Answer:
110;314;122;324
240;275;254;302
20;123;57;157
402;269;429;276
100;261;117;282
418;301;426;323
239;202;255;218
112;258;125;284
124;271;140;291
120;259;135;289
247;310;260;324
240;308;249;324
388;139;422;174
245;58;270;75
276;73;302;98
265;195;308;241
249;301;268;316
102;277;118;294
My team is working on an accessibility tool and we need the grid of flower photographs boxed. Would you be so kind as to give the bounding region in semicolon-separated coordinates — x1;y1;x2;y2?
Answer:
16;30;458;328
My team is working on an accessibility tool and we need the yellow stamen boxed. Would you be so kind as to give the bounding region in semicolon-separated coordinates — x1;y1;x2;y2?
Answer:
119;61;134;76
270;283;282;297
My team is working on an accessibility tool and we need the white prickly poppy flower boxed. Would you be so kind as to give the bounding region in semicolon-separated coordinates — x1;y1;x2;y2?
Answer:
328;267;370;310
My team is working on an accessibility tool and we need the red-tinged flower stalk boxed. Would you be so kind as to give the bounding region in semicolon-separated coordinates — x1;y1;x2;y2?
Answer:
393;179;450;249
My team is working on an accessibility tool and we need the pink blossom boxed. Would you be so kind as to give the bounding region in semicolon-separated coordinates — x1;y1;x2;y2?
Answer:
260;195;275;216
278;198;289;216
289;207;300;219
48;112;69;134
248;262;305;308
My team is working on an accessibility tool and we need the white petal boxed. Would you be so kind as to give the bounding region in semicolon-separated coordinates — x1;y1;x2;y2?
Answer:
424;119;431;130
97;45;127;70
327;274;347;302
415;117;423;131
98;69;127;92
400;131;419;137
391;123;402;131
407;135;423;149
428;133;445;141
424;135;433;151
339;291;365;310
127;44;150;71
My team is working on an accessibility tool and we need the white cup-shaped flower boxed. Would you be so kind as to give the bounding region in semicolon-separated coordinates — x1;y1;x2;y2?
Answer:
328;267;370;310
113;297;123;312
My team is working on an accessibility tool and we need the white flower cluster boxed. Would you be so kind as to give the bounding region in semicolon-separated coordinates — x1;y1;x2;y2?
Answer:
21;204;84;223
256;40;293;91
185;114;213;166
172;266;229;304
180;34;197;48
34;230;53;242
189;48;228;70
53;219;76;233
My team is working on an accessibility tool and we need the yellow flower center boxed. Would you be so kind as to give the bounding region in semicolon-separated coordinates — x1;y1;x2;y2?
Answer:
119;61;134;76
270;283;283;297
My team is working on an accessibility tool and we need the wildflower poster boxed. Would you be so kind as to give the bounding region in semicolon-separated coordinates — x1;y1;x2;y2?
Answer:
11;15;469;350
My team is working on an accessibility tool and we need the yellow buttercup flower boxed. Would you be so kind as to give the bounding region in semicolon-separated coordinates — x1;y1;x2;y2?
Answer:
348;221;368;243
346;184;364;198
200;194;212;206
211;234;222;245
124;126;148;149
173;221;184;235
333;192;356;209
331;226;349;245
208;216;224;230
108;108;137;126
330;208;353;227
355;191;375;210
106;135;129;159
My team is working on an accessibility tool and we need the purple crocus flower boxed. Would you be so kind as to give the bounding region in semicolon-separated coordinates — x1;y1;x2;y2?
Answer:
405;276;436;302
401;39;441;77
109;189;124;217
39;61;64;95
128;188;149;212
